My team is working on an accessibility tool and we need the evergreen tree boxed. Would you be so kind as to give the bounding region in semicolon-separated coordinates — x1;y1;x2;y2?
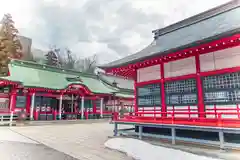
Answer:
0;13;22;76
64;48;75;69
45;48;60;67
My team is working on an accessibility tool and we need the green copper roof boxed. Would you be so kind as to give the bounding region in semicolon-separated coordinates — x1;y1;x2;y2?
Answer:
0;59;117;94
115;93;134;98
97;72;134;90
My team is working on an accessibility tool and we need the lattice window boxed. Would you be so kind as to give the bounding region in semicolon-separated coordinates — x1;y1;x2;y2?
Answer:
165;79;197;105
0;86;10;93
137;84;161;107
0;98;9;110
16;96;26;108
203;72;240;104
95;100;101;109
165;79;196;94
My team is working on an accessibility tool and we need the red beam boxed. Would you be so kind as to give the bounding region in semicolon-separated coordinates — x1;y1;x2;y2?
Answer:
200;66;240;77
195;53;205;118
136;79;161;87
164;74;196;82
160;63;166;117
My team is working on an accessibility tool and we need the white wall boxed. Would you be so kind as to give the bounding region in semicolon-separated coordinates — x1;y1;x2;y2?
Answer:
200;45;240;72
137;65;160;82
164;57;196;78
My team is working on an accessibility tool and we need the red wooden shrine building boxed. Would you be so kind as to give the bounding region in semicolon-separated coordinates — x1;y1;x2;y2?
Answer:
0;59;134;121
99;0;240;148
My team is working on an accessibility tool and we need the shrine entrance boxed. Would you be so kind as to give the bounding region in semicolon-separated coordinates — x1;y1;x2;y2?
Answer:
61;94;80;120
35;96;58;120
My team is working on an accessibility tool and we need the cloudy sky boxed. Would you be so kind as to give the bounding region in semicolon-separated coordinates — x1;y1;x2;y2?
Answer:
0;0;231;64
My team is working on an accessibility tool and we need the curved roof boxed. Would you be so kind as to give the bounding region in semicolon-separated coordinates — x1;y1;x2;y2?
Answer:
97;72;134;90
1;59;117;94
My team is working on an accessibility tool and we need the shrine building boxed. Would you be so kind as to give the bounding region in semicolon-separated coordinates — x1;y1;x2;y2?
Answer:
0;59;134;121
99;0;240;148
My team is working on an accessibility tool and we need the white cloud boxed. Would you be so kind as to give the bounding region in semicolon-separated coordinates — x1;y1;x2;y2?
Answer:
131;0;231;25
0;0;232;64
0;0;34;29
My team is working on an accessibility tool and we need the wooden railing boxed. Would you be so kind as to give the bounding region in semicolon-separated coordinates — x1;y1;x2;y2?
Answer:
112;105;240;128
0;111;17;126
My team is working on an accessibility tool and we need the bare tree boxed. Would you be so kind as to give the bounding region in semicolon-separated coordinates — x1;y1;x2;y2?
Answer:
63;48;76;70
83;54;97;73
41;45;97;73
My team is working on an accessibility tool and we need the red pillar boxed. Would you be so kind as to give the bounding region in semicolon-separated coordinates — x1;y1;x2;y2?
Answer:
133;69;138;113
160;63;167;117
93;99;97;114
9;88;17;112
195;53;205;118
25;93;31;114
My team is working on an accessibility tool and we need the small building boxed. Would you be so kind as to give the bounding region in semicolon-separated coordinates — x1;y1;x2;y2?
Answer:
98;72;134;113
99;0;240;148
19;36;33;61
0;59;133;121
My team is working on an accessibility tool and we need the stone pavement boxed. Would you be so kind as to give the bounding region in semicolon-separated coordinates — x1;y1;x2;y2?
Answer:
11;122;132;160
0;128;79;160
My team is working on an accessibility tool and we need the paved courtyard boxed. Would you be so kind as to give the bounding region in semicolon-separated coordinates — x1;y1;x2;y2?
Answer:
0;127;78;160
9;121;132;160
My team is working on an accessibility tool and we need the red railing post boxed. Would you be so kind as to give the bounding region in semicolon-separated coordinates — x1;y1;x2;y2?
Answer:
53;110;57;120
172;105;175;118
142;107;144;117
154;106;156;120
237;104;240;119
214;104;217;119
171;112;174;124
217;113;222;127
188;105;191;119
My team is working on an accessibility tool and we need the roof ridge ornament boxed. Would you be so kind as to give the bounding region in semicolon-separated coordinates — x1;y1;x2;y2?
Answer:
112;80;118;87
151;40;157;46
66;76;83;82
